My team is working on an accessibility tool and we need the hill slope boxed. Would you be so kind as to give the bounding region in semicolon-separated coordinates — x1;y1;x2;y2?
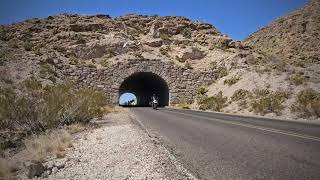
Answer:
0;7;319;120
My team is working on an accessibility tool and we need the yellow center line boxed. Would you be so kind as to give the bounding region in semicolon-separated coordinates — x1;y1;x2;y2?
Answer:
164;110;320;142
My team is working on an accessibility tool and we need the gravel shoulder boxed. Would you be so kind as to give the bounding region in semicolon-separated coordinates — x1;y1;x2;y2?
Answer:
20;110;191;180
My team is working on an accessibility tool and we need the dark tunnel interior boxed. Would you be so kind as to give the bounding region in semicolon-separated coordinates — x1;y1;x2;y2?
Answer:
119;72;169;107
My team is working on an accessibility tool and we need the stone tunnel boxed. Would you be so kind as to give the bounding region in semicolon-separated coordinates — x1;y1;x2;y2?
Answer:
63;59;217;106
119;72;169;107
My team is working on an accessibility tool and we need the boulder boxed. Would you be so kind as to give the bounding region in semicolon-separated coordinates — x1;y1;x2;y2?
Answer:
27;160;45;178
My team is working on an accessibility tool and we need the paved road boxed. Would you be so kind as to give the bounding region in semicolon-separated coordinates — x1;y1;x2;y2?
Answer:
130;108;320;180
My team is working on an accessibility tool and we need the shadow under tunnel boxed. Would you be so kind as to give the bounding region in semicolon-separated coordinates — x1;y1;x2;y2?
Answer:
119;72;169;107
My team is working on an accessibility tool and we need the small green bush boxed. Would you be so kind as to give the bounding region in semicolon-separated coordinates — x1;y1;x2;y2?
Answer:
292;89;320;117
181;28;192;38
224;76;241;86
184;61;193;69
75;35;86;44
199;91;228;112
209;61;217;69
250;90;289;115
24;41;33;51
216;66;228;78
0;51;10;66
69;57;79;65
100;59;110;67
40;64;57;79
289;73;305;85
176;55;185;63
253;89;270;97
160;46;171;57
231;89;251;101
196;87;208;96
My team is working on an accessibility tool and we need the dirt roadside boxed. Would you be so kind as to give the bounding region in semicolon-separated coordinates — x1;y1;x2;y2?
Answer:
15;110;195;180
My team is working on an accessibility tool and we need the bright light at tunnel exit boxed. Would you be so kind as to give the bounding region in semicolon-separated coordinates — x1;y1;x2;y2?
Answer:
119;93;137;105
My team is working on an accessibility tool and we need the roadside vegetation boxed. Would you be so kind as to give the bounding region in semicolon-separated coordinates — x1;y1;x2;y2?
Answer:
195;87;228;112
292;89;320;117
224;76;241;86
250;89;290;115
0;79;111;154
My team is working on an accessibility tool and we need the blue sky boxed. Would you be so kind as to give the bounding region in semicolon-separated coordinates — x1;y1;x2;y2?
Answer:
119;93;137;105
0;0;309;40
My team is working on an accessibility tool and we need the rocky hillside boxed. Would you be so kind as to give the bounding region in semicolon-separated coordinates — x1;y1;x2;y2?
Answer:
245;0;320;85
0;14;260;84
0;3;319;120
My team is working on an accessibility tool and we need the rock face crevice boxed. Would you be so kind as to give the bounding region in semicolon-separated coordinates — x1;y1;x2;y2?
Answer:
63;59;217;105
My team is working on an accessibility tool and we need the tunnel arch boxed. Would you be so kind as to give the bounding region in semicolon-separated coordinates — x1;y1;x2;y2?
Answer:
119;72;169;107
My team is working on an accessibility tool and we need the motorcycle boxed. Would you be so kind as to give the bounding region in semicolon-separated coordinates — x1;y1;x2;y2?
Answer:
152;99;158;110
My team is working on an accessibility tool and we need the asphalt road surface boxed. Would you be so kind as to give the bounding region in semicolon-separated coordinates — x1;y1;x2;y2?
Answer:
130;107;320;180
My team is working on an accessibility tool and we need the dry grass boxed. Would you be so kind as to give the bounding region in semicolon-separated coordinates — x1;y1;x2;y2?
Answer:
67;123;88;134
24;130;72;162
0;158;13;180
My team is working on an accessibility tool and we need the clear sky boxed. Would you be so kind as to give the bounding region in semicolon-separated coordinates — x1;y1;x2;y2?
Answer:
0;0;309;40
119;93;137;105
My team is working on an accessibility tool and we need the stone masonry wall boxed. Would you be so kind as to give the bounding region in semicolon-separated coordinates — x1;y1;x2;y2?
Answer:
62;59;217;105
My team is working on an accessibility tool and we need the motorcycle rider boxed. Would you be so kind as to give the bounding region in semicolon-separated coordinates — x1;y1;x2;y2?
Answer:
151;94;158;109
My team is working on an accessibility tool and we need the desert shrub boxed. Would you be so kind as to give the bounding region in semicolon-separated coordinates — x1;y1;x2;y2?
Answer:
100;59;110;67
253;88;270;97
85;63;96;69
291;59;305;68
133;51;144;58
224;76;241;86
195;87;208;104
23;41;33;51
196;87;208;96
0;51;11;66
8;39;19;49
270;61;286;72
182;28;192;38
184;61;193;69
69;57;79;65
292;89;320;117
160;46;171;57
289;73;305;85
53;45;66;53
216;66;228;78
176;55;185;63
209;61;217;69
199;91;228;112
231;89;251;101
75;35;86;44
159;33;171;41
0;80;110;133
250;90;289;115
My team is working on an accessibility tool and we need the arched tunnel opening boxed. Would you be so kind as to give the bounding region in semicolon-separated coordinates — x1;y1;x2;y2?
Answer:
119;72;169;107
